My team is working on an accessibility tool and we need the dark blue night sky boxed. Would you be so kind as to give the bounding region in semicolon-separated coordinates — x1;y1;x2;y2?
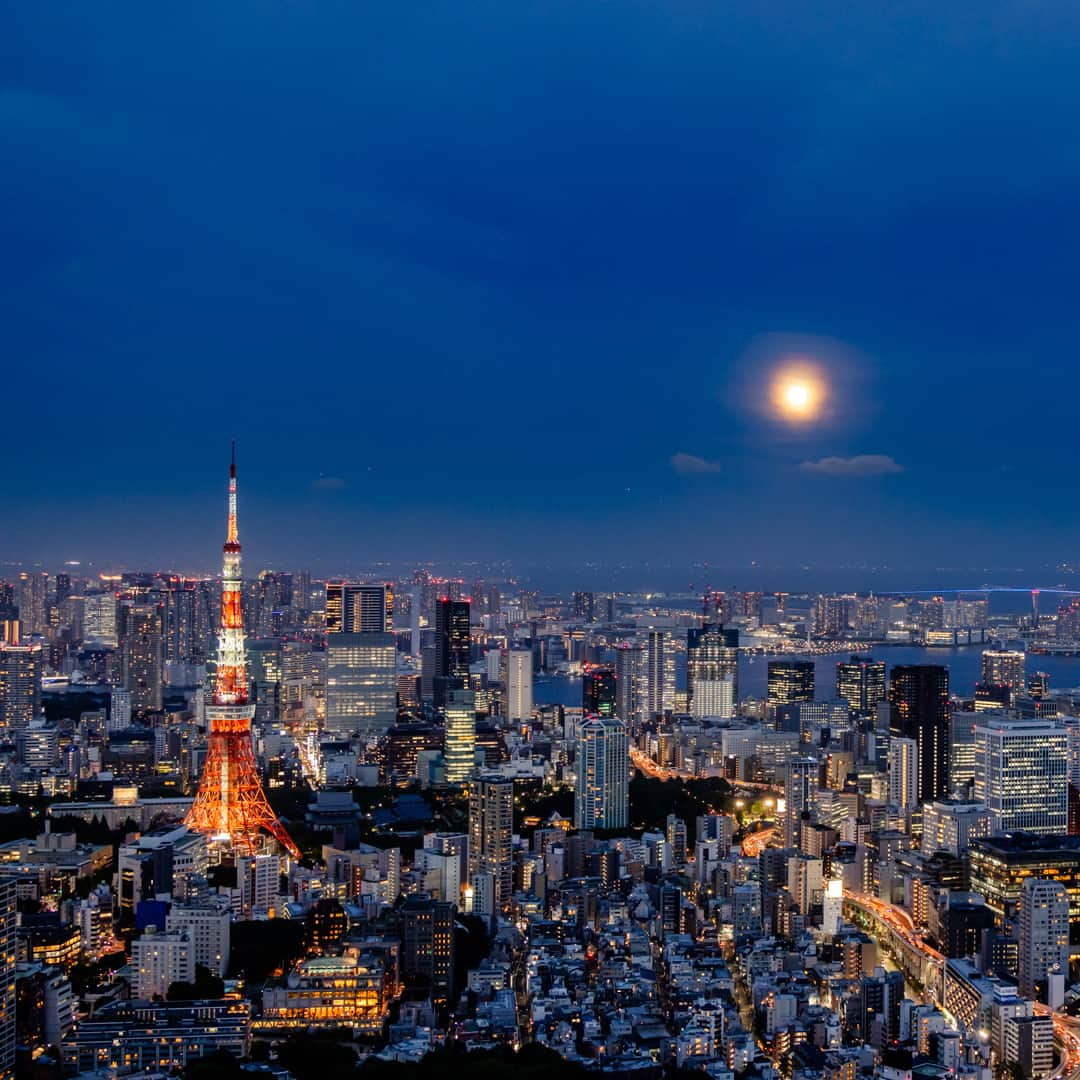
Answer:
3;3;1080;578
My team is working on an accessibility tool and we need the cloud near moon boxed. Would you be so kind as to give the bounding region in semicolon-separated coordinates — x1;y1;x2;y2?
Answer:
799;454;904;477
670;452;722;475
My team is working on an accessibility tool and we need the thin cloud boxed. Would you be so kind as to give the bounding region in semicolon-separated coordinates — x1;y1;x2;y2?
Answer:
799;454;904;477
311;475;347;491
670;452;722;476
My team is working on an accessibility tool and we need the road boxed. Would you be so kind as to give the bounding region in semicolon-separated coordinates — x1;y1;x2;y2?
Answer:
848;890;1080;1078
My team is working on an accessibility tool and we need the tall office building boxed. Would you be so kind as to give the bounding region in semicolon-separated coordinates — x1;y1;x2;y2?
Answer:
981;649;1026;697
121;602;164;716
888;736;919;813
0;879;14;1080
645;630;676;718
784;756;818;850
835;655;887;721
326;582;393;634
468;775;514;911
0;643;41;731
433;598;470;707
324;632;397;736
575;716;629;830
83;591;119;648
687;624;739;720
505;648;533;722
767;660;815;706
583;664;617;717
614;641;645;725
974;718;1067;836
1019;878;1070;1002
889;665;950;804
950;710;978;795
443;686;476;783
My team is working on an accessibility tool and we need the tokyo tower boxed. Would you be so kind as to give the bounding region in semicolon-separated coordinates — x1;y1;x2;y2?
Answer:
185;446;300;859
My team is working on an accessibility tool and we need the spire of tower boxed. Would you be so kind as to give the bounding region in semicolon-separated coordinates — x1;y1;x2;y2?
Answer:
227;441;239;547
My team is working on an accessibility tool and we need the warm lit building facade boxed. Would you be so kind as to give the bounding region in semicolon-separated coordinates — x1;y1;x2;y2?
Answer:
260;954;385;1034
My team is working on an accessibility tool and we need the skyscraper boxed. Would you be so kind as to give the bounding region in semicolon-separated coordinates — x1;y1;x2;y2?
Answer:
1019;878;1070;1002
326;582;393;633
887;736;918;814
121;602;164;717
784;756;818;850
888;665;950;804
583;664;617;717
0;643;41;731
981;649;1026;698
687;624;739;720
614;642;645;726
974;717;1067;836
575;716;629;830
645;630;675;718
468;775;514;911
443;685;476;783
324;632;397;736
572;591;595;623
835;655;887;721
767;660;815;706
83;591;119;648
505;648;533;722
433;598;470;707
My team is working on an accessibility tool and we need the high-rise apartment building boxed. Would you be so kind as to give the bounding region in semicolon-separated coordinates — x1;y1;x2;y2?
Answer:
505;648;533;723
981;649;1026;699
767;660;815;706
443;686;476;783
1019;878;1070;1002
583;664;617;717
468;775;514;911
121;602;164;717
645;630;676;718
889;665;950;804
836;655;887;722
614;642;645;725
572;591;595;623
974;718;1067;836
888;736;919;813
687;624;739;720
575;716;629;830
0;644;41;731
15;573;47;638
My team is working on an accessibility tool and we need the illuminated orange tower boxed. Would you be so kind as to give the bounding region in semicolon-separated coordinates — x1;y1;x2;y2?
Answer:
186;445;300;858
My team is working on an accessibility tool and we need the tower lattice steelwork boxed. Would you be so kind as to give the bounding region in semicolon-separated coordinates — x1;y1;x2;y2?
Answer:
185;446;300;858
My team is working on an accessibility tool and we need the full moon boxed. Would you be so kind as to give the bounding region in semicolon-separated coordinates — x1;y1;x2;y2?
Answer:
770;363;826;423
